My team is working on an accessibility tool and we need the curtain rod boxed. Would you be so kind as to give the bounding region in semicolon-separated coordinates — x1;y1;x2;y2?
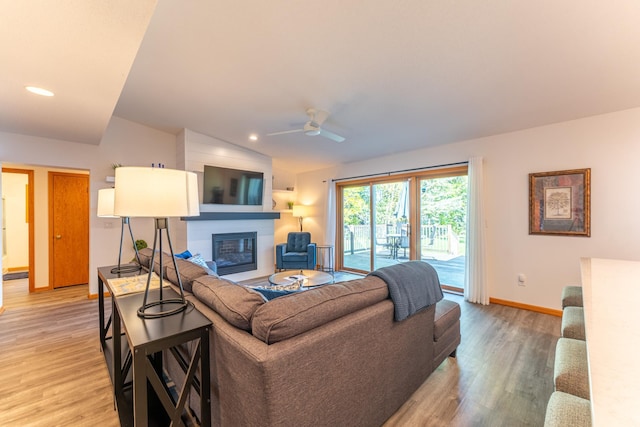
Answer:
331;161;469;182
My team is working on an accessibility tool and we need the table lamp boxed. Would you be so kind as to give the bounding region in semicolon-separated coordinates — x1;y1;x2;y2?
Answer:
114;167;200;318
97;188;141;274
292;205;307;231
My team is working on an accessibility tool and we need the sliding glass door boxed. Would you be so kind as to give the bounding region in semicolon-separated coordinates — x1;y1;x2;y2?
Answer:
340;179;412;273
418;174;467;289
342;185;371;271
373;180;411;270
337;166;467;289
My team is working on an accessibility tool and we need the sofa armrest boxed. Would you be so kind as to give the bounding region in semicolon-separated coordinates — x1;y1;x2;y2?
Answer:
306;243;317;269
276;243;287;267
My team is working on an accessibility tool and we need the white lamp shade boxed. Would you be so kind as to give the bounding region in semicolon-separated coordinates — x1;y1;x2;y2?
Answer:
114;167;200;218
292;205;307;218
97;188;119;218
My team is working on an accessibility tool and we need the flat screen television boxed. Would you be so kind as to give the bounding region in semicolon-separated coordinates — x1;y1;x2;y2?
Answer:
202;165;264;205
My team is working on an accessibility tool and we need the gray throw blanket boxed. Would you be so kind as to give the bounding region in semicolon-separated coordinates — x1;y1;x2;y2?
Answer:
369;261;443;321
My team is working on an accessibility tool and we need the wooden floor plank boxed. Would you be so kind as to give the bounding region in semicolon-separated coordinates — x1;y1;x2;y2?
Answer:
0;275;559;426
0;279;119;427
383;293;560;427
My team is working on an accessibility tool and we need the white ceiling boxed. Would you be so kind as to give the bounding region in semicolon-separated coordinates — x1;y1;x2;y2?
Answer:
4;1;640;173
0;0;156;144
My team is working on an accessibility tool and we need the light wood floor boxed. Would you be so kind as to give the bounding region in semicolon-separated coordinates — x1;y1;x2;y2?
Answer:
0;276;559;426
0;279;120;426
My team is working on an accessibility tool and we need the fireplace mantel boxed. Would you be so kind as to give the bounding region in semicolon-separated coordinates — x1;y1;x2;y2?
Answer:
182;212;280;221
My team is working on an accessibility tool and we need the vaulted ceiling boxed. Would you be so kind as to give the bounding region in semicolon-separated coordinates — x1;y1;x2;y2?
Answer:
4;1;640;173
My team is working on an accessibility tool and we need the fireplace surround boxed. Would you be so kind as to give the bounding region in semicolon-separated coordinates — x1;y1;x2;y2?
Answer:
212;232;257;275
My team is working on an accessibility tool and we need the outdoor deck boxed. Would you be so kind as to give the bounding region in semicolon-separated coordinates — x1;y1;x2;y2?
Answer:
343;250;465;288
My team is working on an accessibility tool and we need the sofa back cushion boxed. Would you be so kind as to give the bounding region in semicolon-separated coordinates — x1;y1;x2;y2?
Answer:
286;232;311;252
137;247;173;277
251;276;389;344
192;275;265;330
166;258;215;293
137;247;154;269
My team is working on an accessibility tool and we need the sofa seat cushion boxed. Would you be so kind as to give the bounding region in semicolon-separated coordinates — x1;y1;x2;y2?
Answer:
434;299;461;341
282;252;308;262
251;276;389;344
166;258;215;293
192;275;265;331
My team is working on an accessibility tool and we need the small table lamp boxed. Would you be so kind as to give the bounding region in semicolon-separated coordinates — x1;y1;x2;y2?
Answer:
292;205;308;232
114;167;200;318
97;188;141;274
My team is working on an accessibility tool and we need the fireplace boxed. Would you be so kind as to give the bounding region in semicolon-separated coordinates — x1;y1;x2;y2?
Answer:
212;232;257;275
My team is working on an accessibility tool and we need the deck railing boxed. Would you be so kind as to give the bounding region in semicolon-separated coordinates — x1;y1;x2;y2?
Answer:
343;224;459;255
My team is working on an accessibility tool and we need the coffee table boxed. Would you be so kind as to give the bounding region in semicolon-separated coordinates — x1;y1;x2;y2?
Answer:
268;269;334;289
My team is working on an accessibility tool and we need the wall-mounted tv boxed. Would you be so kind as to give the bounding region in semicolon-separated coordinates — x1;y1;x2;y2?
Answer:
202;165;264;205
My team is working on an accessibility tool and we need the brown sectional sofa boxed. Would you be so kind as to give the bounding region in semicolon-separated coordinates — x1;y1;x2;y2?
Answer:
138;248;461;426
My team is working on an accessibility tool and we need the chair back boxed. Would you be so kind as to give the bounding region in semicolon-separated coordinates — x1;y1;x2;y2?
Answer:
287;232;311;252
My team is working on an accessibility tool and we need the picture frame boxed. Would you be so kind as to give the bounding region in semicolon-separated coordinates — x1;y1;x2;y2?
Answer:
529;168;590;237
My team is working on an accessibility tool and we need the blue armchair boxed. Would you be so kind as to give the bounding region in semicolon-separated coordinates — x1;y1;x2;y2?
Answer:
275;232;317;271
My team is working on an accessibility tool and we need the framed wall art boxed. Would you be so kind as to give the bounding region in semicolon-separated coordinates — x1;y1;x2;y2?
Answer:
529;168;590;237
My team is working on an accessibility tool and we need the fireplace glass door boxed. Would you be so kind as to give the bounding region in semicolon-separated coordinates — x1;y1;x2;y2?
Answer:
212;232;257;275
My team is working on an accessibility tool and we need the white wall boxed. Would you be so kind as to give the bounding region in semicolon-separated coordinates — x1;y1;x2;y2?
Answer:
297;108;640;310
1;173;28;269
271;166;336;246
0;116;177;296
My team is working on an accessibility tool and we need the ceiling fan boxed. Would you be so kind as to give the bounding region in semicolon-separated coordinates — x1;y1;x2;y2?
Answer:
267;108;346;143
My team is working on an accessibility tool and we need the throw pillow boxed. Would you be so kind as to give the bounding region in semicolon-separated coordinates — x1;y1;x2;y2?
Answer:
175;249;193;259
187;254;211;270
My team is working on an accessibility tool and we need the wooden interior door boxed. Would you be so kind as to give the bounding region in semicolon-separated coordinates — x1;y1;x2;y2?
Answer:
49;172;89;288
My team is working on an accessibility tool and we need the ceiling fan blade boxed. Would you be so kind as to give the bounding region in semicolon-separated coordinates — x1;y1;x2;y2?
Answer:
319;128;345;143
266;129;304;136
313;109;330;125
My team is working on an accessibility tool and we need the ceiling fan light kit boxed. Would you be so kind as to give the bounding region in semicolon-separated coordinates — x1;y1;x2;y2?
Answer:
303;122;321;136
268;108;345;142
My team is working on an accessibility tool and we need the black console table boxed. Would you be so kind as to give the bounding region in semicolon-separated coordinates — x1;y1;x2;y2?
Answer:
98;266;212;426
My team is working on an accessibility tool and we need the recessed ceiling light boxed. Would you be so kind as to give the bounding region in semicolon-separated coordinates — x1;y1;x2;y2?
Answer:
25;86;54;97
249;134;258;141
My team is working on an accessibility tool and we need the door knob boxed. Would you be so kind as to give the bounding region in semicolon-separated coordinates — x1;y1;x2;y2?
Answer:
56;234;62;239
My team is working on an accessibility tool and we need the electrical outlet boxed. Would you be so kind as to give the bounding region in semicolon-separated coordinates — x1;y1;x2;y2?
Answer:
104;221;113;229
517;273;526;286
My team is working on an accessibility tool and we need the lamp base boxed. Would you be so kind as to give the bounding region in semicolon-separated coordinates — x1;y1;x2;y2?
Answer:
111;217;142;275
110;263;142;274
137;298;190;319
137;217;190;319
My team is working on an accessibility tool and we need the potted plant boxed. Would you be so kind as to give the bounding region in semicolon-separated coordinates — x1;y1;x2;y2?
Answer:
135;239;147;251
